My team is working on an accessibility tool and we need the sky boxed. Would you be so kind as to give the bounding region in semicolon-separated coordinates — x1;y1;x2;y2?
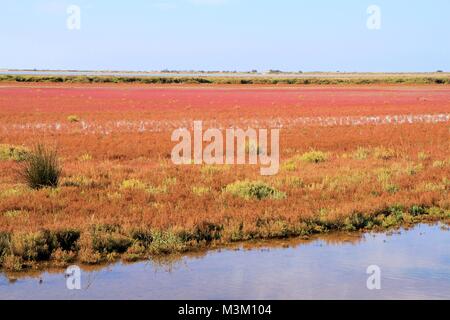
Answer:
0;0;449;72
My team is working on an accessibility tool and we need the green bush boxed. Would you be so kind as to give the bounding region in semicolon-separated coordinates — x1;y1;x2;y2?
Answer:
148;231;186;254
19;144;61;189
0;144;29;161
120;179;146;190
91;225;132;254
410;205;426;216
299;150;329;163
54;230;80;251
0;232;11;258
225;180;286;200
11;231;57;261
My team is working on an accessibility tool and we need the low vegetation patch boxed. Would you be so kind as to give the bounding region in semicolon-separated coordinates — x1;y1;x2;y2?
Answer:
67;115;80;123
224;180;286;200
1;74;450;85
352;147;370;160
0;144;29;162
19;144;61;189
0;204;448;271
374;147;396;160
192;186;211;196
120;179;147;190
298;150;329;163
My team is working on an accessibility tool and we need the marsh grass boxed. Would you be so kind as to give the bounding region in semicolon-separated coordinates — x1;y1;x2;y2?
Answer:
1;74;449;85
352;147;370;160
432;160;447;168
120;179;146;190
19;144;61;189
192;186;211;196
0;205;448;271
374;147;396;160
418;151;430;161
281;160;297;172
0;144;29;162
298;150;329;163
225;180;286;200
67;115;80;123
78;153;92;161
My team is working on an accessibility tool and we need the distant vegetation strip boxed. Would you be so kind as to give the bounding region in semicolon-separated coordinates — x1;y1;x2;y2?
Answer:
0;74;449;85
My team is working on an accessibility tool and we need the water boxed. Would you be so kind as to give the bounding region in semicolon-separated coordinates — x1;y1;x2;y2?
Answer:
1;224;449;300
0;70;253;78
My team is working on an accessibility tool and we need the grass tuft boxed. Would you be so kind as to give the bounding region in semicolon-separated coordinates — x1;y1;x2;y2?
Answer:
298;150;328;163
67;115;80;123
225;180;286;200
19;144;61;189
0;144;29;162
374;147;396;160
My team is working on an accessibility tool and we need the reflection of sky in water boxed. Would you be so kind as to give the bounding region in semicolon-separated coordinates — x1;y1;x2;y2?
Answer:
1;224;449;300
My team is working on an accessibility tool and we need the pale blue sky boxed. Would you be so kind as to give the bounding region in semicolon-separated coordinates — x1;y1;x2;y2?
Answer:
1;0;449;72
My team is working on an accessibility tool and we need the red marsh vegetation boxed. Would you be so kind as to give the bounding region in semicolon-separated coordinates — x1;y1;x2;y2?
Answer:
0;82;449;270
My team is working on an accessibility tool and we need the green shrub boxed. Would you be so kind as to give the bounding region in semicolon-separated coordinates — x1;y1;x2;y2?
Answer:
11;231;57;261
120;179;146;190
148;231;186;254
91;225;132;254
410;205;426;216
0;232;11;258
0;186;27;198
343;213;368;231
130;229;153;247
123;242;147;262
225;180;286;200
384;184;399;194
281;160;297;172
54;230;80;251
192;223;223;242
0;144;29;161
19;144;61;189
299;150;328;163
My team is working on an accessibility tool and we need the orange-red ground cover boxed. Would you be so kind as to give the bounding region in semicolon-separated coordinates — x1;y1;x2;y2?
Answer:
0;83;449;268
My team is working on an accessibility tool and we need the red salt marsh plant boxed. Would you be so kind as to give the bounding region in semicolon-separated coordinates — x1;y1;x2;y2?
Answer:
0;83;449;270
